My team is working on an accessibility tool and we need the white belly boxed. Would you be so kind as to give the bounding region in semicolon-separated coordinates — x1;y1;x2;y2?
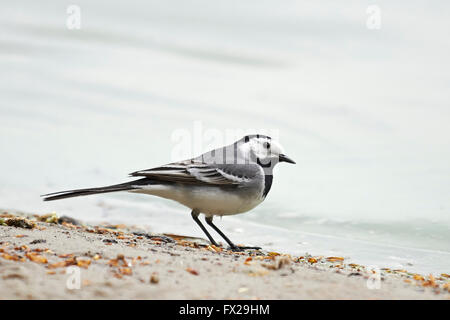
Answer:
132;185;263;216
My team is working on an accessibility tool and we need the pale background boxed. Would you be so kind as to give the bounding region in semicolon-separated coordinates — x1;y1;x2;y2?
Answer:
1;1;449;272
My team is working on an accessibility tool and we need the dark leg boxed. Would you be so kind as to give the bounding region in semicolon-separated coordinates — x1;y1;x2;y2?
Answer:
205;216;261;251
191;210;219;246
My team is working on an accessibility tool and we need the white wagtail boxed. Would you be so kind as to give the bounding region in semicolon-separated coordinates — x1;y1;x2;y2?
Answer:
42;134;295;250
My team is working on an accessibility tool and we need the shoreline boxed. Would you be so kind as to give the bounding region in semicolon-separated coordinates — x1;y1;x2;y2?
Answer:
3;194;449;277
0;212;449;299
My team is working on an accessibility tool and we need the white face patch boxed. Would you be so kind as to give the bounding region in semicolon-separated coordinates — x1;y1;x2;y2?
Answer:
248;138;283;159
237;136;286;171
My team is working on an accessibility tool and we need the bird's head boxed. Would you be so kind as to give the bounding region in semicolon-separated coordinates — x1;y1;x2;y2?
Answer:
238;134;295;168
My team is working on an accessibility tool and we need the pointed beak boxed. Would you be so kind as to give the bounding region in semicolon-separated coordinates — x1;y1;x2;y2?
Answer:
279;154;296;164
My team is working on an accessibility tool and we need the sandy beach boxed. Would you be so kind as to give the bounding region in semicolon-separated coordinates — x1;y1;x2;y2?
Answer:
0;211;449;300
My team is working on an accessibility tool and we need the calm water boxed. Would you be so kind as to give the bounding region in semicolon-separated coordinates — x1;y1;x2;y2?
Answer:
1;1;449;274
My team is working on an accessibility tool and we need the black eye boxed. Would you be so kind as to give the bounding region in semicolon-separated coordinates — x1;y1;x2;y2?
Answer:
263;142;271;149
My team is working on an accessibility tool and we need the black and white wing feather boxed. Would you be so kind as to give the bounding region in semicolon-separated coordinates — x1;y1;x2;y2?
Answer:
129;160;255;186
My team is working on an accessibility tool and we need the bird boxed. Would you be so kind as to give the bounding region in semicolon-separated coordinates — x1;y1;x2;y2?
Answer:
42;134;295;251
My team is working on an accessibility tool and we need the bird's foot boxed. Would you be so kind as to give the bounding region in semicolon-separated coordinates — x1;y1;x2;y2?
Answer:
228;245;262;252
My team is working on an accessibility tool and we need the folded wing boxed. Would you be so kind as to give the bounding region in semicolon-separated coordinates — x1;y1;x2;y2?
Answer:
129;160;252;185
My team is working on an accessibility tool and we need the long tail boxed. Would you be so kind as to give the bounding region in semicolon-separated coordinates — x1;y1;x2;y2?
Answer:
41;178;152;201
